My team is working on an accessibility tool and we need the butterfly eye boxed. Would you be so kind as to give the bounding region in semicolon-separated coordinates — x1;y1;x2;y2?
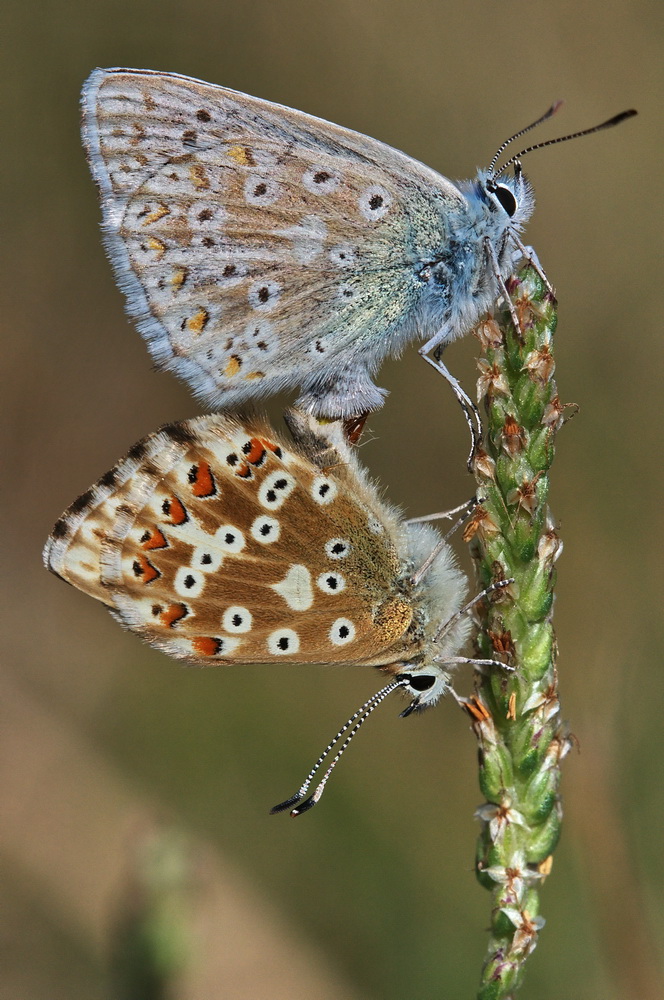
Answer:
404;674;436;692
493;184;518;218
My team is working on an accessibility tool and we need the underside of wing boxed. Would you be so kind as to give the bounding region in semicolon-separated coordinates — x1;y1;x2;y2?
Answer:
45;414;416;667
82;69;463;414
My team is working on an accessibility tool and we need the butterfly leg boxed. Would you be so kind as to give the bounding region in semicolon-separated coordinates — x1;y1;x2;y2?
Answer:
484;236;524;341
507;232;555;297
442;655;516;674
409;496;482;587
405;495;481;526
418;336;483;470
434;577;514;643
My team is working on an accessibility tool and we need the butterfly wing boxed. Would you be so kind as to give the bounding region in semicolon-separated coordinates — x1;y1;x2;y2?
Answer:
83;68;465;416
44;414;416;667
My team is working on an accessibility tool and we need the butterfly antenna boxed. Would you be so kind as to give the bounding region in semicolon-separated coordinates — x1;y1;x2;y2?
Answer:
488;102;563;177
433;578;514;643
270;678;409;817
494;109;637;178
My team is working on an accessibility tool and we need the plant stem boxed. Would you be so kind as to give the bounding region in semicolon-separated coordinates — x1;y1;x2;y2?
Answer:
464;266;570;999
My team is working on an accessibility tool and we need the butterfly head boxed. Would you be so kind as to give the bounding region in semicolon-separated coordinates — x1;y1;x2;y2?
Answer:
395;664;450;717
469;166;536;238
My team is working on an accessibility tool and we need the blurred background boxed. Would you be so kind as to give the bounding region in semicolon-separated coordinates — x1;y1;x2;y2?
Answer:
2;1;662;997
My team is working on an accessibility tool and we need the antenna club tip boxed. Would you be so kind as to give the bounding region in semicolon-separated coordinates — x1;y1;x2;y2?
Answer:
270;793;303;814
290;796;317;817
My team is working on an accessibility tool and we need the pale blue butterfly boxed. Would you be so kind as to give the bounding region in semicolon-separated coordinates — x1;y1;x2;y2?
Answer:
82;68;635;441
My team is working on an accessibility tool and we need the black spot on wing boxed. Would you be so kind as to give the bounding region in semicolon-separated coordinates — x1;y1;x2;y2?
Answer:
68;489;95;516
51;517;70;540
158;421;197;445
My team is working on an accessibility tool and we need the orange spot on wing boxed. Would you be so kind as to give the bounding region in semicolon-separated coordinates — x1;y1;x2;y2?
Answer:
141;527;168;550
187;308;209;335
160;603;188;628
190;461;216;497
146;237;166;260
163;496;187;525
227;145;254;166
235;463;252;478
132;554;160;584
170;267;188;288
224;355;242;377
244;371;265;380
143;203;170;225
244;438;266;464
191;636;222;656
262;439;282;454
189;164;209;189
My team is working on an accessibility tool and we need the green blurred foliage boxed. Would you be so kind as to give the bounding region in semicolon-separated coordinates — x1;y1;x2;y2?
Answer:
3;1;662;998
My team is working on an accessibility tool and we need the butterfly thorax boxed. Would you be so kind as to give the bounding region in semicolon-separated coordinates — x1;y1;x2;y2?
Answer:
369;521;471;675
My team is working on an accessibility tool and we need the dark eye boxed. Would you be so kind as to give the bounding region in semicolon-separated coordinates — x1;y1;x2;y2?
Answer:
494;185;517;217
406;674;436;692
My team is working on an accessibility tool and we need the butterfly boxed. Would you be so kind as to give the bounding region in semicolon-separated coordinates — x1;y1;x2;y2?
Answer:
44;410;510;812
82;68;634;431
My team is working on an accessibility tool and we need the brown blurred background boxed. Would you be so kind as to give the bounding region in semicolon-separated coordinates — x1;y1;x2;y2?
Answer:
2;1;662;997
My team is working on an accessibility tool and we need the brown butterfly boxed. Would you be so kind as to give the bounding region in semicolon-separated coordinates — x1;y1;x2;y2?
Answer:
45;411;512;812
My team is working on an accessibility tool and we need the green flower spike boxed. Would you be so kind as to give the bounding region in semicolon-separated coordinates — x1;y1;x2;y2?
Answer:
463;266;572;1000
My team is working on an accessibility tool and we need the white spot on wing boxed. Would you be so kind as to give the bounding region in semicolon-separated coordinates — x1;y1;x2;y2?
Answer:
222;606;253;633
250;515;281;543
271;564;313;611
329;618;356;646
174;566;205;598
244;175;281;206
258;472;296;510
213;525;245;553
187;201;226;230
317;571;346;594
243;319;279;356
248;279;281;312
311;475;338;505
325;538;351;560
329;244;356;267
274;214;327;263
302;167;341;194
358;184;392;221
192;546;224;573
267;629;300;655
